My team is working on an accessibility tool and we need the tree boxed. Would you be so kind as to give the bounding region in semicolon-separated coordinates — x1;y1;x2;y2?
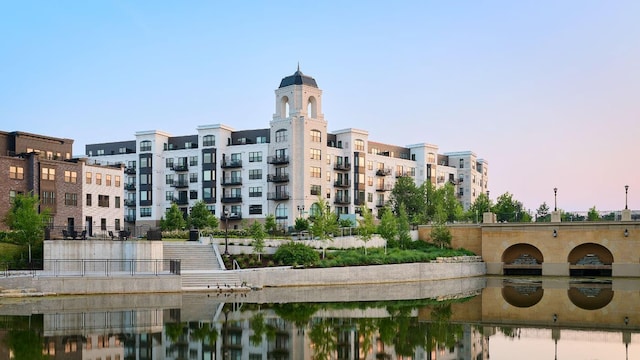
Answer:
264;214;277;236
587;206;600;221
249;220;266;261
430;223;452;249
4;193;49;263
438;183;464;223
397;203;412;249
378;207;398;248
535;202;551;222
390;176;426;225
357;206;376;255
188;201;219;229
491;192;529;223
161;203;186;231
467;192;492;223
310;197;338;257
294;217;310;232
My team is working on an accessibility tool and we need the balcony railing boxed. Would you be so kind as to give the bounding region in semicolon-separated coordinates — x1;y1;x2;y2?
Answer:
267;174;289;183
124;215;136;222
267;155;289;165
172;164;188;172
334;163;351;171
334;180;351;188
376;168;392;176
354;198;365;205
173;181;189;188
376;184;392;192
124;183;136;191
222;177;242;186
124;199;136;207
334;197;351;205
125;167;136;175
376;201;386;207
221;159;242;168
221;195;242;203
267;191;290;201
221;212;242;220
173;198;189;205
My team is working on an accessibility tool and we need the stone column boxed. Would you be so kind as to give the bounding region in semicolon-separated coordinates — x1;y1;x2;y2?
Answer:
551;210;561;223
622;209;631;221
483;212;496;224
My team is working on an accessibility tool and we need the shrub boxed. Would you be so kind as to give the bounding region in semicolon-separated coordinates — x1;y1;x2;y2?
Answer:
274;242;320;266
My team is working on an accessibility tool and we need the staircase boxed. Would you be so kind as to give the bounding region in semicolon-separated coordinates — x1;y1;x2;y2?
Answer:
163;241;242;290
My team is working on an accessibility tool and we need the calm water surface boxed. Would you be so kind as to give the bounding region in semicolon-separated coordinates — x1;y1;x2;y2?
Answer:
0;277;638;359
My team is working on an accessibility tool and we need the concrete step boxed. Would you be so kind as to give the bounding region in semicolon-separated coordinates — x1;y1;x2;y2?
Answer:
163;242;223;271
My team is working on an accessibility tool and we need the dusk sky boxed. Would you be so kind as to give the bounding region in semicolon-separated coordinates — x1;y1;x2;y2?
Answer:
1;1;638;212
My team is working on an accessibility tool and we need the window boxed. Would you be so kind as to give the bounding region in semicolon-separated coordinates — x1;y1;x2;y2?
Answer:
367;176;373;186
140;190;150;201
10;166;24;180
249;151;262;162
203;135;215;147
310;166;321;178
140;140;151;152
96;173;102;185
256;136;267;144
165;174;174;185
310;184;321;196
106;174;112;186
98;195;110;207
140;208;152;217
190;173;198;183
86;172;92;184
203;170;214;181
203;152;213;164
86;194;92;206
115;196;121;208
249;169;262;180
368;192;373;202
275;129;287;142
42;191;55;205
115;219;121;231
42;167;55;181
459;158;464;169
166;191;174;201
140;157;151;168
166;158;174;169
140;174;151;185
64;193;78;206
354;139;365;151
203;187;214;200
249;205;262;214
310;148;321;160
190;190;198;199
189;156;198;166
310;129;321;142
249;187;262;197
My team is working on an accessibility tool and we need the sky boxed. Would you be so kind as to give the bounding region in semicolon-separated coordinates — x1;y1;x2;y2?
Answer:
1;1;638;212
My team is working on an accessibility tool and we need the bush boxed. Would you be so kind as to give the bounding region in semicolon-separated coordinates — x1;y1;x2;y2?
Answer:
274;242;320;266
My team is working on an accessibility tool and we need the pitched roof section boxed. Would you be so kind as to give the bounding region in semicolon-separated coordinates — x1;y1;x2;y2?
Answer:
278;67;318;88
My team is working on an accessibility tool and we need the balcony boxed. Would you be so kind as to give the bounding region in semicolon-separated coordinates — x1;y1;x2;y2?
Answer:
376;184;392;192
125;167;136;175
334;180;351;188
376;201;386;207
124;183;136;191
354;198;365;205
222;177;242;186
396;171;412;178
221;211;242;220
267;191;290;201
124;215;136;222
173;164;188;172
334;163;351;171
124;199;136;207
376;168;392;176
267;155;289;165
267;174;289;183
334;197;350;205
221;195;242;203
173;198;189;205
173;181;189;188
221;159;242;168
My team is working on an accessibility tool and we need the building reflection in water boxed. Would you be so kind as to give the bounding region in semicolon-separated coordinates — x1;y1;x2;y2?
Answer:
0;278;638;359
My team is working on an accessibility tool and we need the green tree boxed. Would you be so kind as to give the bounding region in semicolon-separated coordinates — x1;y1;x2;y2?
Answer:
397;204;412;249
358;206;376;255
439;183;464;223
587;206;600;221
6;329;47;360
188;201;219;229
535;202;551;222
492;192;529;222
378;207;398;248
310;197;338;257
430;223;452;249
264;214;277;235
294;217;310;232
161;203;186;231
249;220;266;260
390;176;426;225
4;193;49;263
467;192;492;223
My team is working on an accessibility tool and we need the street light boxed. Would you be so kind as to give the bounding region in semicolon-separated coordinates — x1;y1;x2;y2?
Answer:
297;205;305;218
223;208;230;256
625;185;629;210
554;188;558;211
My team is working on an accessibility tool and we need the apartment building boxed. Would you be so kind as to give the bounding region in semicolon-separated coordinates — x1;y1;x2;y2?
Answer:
86;68;489;230
0;131;124;238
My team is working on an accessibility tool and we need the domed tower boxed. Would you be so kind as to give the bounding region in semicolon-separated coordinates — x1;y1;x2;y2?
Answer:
269;67;328;229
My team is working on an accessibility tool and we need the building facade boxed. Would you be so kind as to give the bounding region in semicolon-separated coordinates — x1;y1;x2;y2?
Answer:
84;69;489;230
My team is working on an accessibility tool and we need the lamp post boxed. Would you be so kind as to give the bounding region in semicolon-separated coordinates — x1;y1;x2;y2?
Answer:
554;187;558;211
625;185;629;210
223;208;230;256
297;205;305;218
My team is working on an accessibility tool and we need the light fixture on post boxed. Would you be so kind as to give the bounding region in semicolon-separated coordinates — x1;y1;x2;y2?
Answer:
553;229;558;238
554;187;558;211
625;185;629;210
223;208;230;256
297;205;305;218
624;229;629;237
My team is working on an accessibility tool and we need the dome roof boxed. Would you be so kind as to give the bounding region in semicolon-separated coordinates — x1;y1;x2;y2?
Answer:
279;66;318;88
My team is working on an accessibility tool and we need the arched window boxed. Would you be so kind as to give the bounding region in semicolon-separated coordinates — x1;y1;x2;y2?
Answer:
140;140;151;152
354;139;364;151
202;135;215;147
280;96;290;118
275;129;288;142
307;96;317;118
310;129;321;142
309;203;321;218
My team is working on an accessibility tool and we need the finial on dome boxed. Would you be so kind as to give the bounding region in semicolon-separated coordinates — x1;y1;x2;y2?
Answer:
297;62;300;72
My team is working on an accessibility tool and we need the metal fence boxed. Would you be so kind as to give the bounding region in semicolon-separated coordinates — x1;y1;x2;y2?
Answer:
0;259;180;277
46;225;156;241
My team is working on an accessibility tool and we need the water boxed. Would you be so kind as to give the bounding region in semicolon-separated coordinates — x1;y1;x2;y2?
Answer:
0;277;638;359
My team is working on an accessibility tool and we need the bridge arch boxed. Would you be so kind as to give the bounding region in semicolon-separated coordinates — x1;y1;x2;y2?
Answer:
567;285;614;310
502;244;544;276
502;282;544;308
568;243;613;277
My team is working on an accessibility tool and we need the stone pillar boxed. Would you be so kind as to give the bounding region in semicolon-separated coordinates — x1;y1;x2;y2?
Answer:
483;212;496;224
551;211;561;223
622;209;631;221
